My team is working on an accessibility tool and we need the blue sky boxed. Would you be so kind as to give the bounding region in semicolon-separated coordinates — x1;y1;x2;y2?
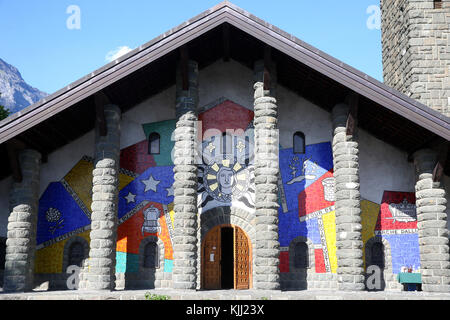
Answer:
0;0;382;95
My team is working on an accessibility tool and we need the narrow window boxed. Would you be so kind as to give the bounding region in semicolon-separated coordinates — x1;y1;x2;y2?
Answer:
294;242;308;269
245;136;250;166
371;242;385;269
68;242;85;267
221;132;232;156
144;242;159;268
434;0;442;9
148;132;160;155
293;132;305;154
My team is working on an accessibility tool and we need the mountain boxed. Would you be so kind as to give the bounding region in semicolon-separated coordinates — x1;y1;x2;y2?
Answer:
0;58;48;115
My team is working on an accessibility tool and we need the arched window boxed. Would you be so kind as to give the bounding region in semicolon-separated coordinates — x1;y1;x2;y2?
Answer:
293;132;305;154
143;242;159;268
294;242;308;269
148;132;160;155
68;242;85;267
371;242;385;269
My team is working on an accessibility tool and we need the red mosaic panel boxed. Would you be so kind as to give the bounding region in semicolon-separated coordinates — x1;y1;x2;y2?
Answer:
199;100;254;140
375;191;417;231
120;140;156;174
298;170;334;218
279;251;289;273
314;249;326;273
117;202;173;259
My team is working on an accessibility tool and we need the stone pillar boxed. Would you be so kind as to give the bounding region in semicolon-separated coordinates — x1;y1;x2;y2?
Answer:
80;104;121;291
331;103;365;291
413;149;450;293
253;81;280;290
3;149;41;292
172;60;199;290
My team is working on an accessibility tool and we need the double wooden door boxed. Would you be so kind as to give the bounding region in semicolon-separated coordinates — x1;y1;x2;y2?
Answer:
202;225;251;290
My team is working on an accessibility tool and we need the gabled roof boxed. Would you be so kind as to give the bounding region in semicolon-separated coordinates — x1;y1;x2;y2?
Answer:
0;1;449;179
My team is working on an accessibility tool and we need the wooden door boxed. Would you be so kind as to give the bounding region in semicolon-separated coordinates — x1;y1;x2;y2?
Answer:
234;226;250;290
202;226;221;290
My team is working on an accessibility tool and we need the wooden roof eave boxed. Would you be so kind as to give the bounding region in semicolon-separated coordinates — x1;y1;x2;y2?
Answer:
0;1;448;147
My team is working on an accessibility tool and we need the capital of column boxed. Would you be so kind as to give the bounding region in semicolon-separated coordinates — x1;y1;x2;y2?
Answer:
412;148;438;177
331;103;350;131
176;60;199;119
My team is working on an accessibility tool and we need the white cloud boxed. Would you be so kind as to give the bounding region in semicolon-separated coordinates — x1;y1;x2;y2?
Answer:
105;46;133;62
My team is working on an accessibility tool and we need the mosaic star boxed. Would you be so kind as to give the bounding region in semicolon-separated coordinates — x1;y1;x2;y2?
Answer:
124;192;136;204
166;186;174;197
141;175;160;193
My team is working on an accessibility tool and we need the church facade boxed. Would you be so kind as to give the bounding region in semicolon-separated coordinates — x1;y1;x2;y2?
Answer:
0;1;449;294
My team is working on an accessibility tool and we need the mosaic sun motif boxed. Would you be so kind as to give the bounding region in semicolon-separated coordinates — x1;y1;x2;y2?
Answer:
198;155;255;210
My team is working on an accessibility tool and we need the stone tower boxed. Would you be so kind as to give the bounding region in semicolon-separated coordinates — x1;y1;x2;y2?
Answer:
381;0;450;117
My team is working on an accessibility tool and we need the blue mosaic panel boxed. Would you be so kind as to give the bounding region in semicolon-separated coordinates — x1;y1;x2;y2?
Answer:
381;234;421;274
278;142;333;247
278;142;333;213
115;251;140;273
118;165;174;220
164;259;173;272
279;208;322;247
37;182;91;245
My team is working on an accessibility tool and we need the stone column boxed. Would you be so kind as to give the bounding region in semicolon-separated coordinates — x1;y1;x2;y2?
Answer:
80;104;121;291
413;149;450;293
172;60;199;290
3;149;41;292
331;103;365;291
253;81;280;290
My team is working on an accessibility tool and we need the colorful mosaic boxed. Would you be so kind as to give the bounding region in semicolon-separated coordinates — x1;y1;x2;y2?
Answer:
374;191;420;273
197;100;255;214
277;146;420;276
34;98;420;281
278;142;337;274
35;118;178;275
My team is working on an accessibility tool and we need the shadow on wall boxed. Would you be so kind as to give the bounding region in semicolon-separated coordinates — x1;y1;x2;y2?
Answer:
0;237;6;288
122;235;159;290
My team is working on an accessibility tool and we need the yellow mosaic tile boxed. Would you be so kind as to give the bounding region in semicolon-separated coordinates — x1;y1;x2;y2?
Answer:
63;160;93;212
322;210;337;274
361;199;381;269
34;230;91;274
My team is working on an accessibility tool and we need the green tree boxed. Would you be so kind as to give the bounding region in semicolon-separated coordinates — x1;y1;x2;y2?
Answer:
0;93;10;120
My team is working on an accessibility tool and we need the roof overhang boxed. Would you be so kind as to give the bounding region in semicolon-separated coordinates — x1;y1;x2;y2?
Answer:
0;1;449;179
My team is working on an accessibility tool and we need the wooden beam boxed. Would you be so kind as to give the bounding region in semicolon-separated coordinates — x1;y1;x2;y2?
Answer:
223;23;230;62
263;46;272;91
346;92;359;136
407;136;439;162
94;91;110;136
433;142;449;182
6;139;26;182
180;45;189;91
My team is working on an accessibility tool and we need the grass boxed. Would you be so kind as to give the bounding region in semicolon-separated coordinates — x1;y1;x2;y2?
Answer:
145;293;171;300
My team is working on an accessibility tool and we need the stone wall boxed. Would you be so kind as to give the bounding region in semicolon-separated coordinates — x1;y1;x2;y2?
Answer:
381;0;450;116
